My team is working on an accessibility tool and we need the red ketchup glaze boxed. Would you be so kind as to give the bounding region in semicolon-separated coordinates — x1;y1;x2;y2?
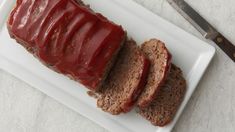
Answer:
8;0;125;90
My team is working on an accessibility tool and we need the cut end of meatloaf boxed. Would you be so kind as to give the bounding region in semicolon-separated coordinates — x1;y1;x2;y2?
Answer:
137;39;171;108
139;64;186;127
97;39;150;115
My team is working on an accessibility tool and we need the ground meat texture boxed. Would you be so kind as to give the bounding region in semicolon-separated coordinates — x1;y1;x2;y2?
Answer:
7;0;126;91
137;39;172;108
97;40;150;115
139;64;186;126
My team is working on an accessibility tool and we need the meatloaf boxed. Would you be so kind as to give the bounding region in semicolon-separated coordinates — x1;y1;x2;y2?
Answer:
139;64;186;126
137;39;171;108
96;40;150;115
7;0;126;91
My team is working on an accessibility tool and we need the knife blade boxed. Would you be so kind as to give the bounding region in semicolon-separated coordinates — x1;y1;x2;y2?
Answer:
167;0;235;62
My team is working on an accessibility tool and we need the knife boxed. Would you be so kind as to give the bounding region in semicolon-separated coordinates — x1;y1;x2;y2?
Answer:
167;0;235;62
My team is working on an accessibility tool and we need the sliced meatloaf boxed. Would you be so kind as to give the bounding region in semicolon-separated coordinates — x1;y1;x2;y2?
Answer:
96;40;150;115
139;64;186;126
137;39;171;108
7;0;126;91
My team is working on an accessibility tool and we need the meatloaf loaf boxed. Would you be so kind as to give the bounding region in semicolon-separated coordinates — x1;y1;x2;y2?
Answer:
96;40;150;115
7;0;126;91
137;39;171;108
139;64;186;126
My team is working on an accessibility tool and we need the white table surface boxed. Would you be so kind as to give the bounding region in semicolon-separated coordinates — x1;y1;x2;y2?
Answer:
0;0;234;132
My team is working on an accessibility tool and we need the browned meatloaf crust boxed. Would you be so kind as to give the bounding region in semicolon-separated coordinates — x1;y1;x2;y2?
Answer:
137;39;172;108
7;0;126;91
96;39;150;115
139;64;186;126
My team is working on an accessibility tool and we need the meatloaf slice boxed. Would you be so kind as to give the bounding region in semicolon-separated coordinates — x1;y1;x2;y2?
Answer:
137;39;171;108
139;64;186;126
96;40;150;115
7;0;126;91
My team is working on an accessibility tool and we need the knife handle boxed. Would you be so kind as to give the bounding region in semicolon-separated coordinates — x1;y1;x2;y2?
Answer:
213;33;235;62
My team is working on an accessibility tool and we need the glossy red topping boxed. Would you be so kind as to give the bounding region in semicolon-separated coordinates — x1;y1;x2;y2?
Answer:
8;0;125;90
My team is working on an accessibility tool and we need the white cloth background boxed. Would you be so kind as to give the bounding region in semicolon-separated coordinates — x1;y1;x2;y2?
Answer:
0;0;234;132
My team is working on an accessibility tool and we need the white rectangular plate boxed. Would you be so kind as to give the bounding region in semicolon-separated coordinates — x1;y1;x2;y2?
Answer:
0;0;215;132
